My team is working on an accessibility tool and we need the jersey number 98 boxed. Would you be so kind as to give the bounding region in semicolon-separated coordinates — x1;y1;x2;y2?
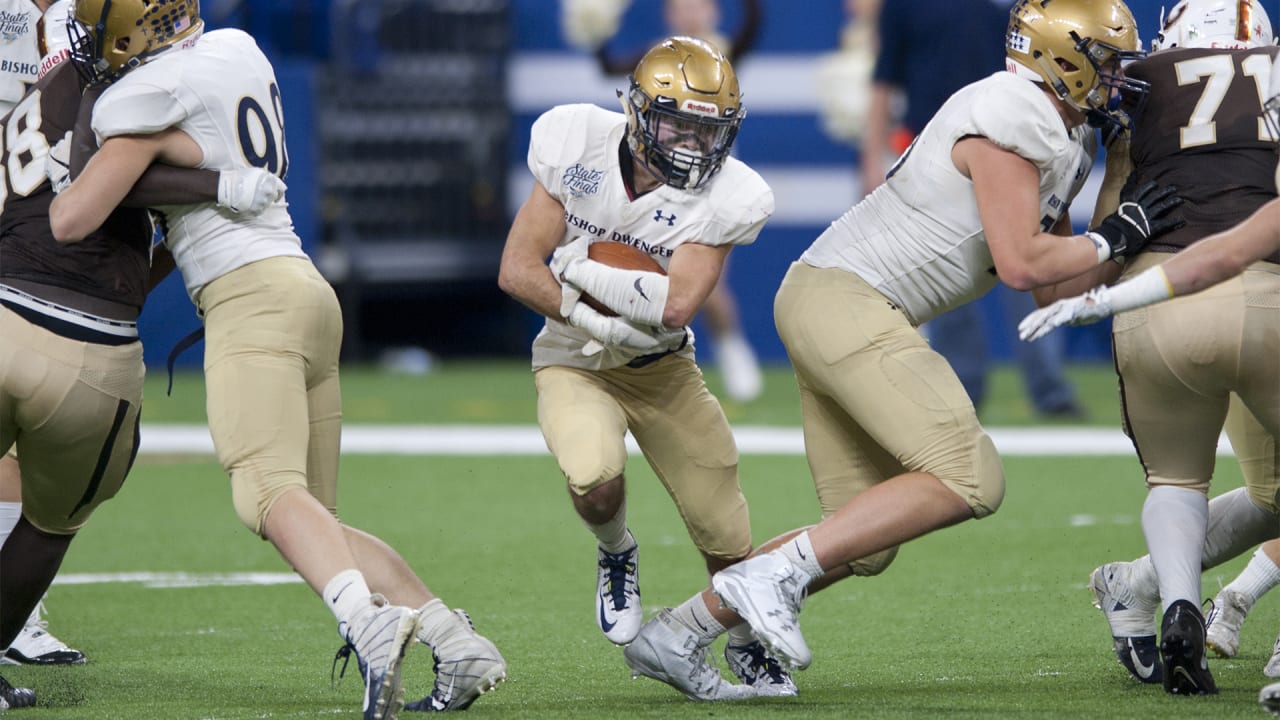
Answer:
237;81;288;178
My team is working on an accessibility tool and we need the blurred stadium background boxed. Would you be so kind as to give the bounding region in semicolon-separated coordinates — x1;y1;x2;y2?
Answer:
145;0;1179;371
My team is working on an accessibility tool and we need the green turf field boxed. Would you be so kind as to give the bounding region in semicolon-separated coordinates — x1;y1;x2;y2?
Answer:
7;362;1271;719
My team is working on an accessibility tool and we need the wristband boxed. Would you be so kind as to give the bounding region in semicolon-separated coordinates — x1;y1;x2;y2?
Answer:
1106;266;1175;315
1085;232;1112;265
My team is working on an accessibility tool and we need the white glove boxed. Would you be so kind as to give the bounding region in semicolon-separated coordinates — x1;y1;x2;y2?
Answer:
567;302;677;356
217;167;287;215
1018;288;1114;342
45;131;71;194
549;236;590;317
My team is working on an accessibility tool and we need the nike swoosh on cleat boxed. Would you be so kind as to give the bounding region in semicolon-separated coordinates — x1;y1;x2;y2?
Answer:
1128;645;1157;680
599;600;618;633
634;277;650;301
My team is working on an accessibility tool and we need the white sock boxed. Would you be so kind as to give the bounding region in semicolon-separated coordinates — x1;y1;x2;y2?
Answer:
1225;548;1280;605
778;532;824;582
1142;486;1209;613
323;569;373;630
1203;487;1279;568
0;501;21;549
416;598;464;649
670;594;725;647
725;623;755;647
585;502;633;554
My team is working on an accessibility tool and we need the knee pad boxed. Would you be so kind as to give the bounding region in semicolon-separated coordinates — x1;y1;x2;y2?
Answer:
231;467;306;537
970;433;1006;517
560;450;627;497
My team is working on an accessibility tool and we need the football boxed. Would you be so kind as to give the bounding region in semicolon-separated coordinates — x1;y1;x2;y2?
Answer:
582;242;666;316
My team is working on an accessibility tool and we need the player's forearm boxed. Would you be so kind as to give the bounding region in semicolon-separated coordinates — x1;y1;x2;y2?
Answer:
1162;199;1280;296
124;166;220;208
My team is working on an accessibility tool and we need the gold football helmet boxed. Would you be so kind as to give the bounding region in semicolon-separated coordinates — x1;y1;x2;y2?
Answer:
621;36;744;190
69;0;203;83
1006;0;1147;122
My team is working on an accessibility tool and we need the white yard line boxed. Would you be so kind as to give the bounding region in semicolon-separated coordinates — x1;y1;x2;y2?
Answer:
138;424;1236;457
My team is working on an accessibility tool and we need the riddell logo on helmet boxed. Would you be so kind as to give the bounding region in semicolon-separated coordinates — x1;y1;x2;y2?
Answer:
681;99;719;117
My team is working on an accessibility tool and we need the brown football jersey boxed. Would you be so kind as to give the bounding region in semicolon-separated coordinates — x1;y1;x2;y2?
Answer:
1125;46;1280;264
0;63;151;317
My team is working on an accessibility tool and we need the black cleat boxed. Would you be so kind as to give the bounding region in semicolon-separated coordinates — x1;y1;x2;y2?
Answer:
0;673;36;709
1160;599;1217;696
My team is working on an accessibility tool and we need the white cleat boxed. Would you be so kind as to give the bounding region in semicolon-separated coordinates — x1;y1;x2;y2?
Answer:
335;594;419;720
2;600;85;666
712;552;811;671
1089;563;1162;684
623;609;757;701
724;640;798;697
596;541;642;645
1265;633;1280;679
1205;589;1252;658
1262;681;1280;716
405;609;507;712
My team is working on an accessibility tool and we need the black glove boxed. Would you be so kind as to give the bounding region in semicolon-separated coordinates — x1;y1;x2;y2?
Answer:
1087;180;1185;260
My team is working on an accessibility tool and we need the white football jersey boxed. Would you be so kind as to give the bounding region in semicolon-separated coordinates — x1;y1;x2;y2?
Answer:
92;28;304;303
802;72;1096;326
0;0;43;115
527;103;773;370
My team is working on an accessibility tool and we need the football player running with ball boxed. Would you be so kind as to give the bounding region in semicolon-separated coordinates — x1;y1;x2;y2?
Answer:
614;0;1187;697
47;2;505;718
498;36;795;699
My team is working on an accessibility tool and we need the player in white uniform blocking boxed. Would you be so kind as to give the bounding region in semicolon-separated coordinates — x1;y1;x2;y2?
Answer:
0;0;85;670
47;2;504;718
498;36;797;700
617;0;1187;694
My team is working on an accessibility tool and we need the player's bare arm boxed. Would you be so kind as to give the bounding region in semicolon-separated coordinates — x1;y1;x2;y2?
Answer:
50;127;201;243
957;136;1103;289
1031;215;1125;307
497;180;571;320
1161;197;1280;296
663;242;730;327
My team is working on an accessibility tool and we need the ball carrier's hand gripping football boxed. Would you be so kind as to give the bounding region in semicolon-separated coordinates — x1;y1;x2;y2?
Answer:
554;240;670;326
550;238;684;357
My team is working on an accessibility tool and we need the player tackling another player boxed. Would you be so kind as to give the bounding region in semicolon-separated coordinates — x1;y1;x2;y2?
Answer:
40;2;506;718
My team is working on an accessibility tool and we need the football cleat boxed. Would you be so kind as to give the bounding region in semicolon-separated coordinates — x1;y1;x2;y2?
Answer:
404;609;507;712
1160;599;1217;696
724;640;798;697
623;609;756;701
1261;681;1280;717
596;541;642;645
1089;563;1161;684
1265;633;1280;679
1205;589;1252;658
333;594;419;720
2;603;86;666
712;552;811;670
0;673;35;709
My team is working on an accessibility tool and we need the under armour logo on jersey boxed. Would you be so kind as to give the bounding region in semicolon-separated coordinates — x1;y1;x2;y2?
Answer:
653;209;677;226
